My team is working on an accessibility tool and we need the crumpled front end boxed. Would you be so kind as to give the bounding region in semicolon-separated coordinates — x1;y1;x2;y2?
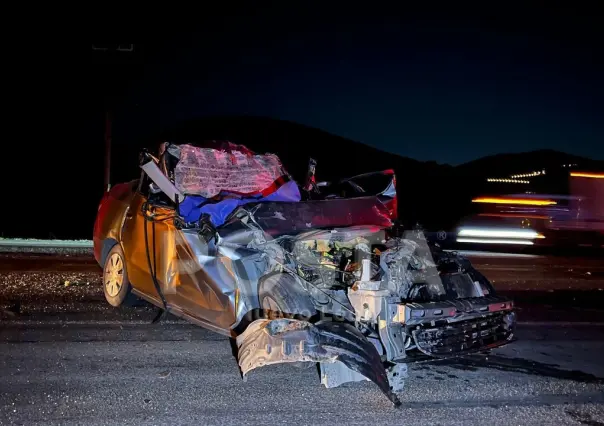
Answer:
374;237;517;362
236;318;400;406
410;307;516;357
233;224;516;404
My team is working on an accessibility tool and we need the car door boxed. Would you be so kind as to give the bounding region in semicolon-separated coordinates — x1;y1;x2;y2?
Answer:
120;191;164;302
121;174;237;332
156;224;238;334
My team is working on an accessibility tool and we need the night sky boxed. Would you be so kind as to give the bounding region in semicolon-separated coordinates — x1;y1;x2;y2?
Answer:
6;6;604;239
99;6;604;165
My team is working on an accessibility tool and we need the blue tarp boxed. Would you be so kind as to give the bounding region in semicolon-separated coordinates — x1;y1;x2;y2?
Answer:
178;180;301;226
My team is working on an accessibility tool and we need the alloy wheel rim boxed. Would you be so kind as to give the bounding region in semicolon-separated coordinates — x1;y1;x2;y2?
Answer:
104;253;124;297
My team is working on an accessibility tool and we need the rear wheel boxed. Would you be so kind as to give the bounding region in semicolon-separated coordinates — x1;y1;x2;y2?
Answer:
103;245;135;307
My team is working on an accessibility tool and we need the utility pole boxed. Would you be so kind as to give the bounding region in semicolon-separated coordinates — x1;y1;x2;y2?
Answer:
92;44;135;192
104;111;112;191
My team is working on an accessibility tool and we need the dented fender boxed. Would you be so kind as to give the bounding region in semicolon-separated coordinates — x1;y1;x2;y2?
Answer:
236;318;400;406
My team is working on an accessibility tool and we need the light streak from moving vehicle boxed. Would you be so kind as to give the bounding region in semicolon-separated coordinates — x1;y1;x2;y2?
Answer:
456;238;535;245
570;172;604;179
472;197;557;206
456;226;545;246
478;213;550;220
458;228;545;239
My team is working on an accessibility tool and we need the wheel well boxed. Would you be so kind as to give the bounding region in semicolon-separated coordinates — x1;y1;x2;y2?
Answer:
258;272;317;315
256;271;312;302
100;238;119;266
256;270;290;294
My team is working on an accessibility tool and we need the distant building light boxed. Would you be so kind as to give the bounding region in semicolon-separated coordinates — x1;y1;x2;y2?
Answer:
510;171;541;179
487;178;529;183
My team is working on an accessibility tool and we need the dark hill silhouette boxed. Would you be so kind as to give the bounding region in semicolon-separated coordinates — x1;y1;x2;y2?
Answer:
457;149;604;178
454;149;604;205
12;116;601;239
115;116;426;183
156;115;449;182
111;116;454;228
112;116;602;231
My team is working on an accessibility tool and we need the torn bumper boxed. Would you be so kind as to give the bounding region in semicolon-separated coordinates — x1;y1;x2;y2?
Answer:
412;310;516;357
236;318;400;405
378;296;516;362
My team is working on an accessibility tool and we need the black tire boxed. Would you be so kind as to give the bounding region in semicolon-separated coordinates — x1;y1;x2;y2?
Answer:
258;273;317;321
103;244;136;307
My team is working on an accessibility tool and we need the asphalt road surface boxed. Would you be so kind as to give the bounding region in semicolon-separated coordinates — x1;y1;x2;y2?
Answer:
1;251;604;424
1;321;603;425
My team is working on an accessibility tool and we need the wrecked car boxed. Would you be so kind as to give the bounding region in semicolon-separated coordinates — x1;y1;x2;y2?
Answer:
93;141;516;405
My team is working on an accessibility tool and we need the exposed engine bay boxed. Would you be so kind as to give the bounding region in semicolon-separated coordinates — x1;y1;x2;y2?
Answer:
234;221;516;406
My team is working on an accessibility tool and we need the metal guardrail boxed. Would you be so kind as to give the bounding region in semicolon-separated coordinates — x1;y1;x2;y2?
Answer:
0;239;93;248
0;239;536;257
